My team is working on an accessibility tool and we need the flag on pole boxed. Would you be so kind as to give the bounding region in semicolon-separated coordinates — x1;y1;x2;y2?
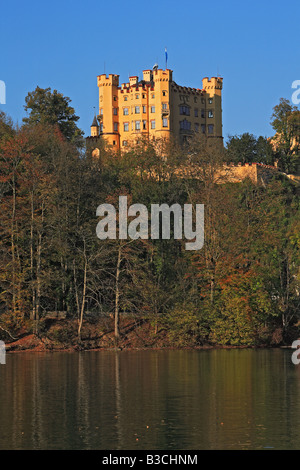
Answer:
165;47;168;69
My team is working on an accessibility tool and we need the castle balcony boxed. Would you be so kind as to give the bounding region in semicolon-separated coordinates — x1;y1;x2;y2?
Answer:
161;107;170;116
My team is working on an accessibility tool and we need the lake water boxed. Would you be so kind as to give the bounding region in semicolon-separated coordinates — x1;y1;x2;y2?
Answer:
0;348;299;450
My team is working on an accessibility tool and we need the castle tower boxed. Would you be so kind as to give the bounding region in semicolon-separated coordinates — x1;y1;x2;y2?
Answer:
97;74;120;149
150;68;173;141
90;115;99;137
202;77;223;139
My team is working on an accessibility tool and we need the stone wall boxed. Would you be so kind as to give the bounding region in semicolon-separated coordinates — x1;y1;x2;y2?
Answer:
217;163;279;184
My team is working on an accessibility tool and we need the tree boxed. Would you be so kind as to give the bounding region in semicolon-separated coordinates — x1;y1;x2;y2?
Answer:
226;133;275;165
0;130;55;329
0;111;15;141
270;98;300;172
256;136;275;165
226;133;258;164
271;98;298;139
23;86;84;145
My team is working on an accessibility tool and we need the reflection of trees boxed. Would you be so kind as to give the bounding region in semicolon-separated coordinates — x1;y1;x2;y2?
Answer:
2;350;300;449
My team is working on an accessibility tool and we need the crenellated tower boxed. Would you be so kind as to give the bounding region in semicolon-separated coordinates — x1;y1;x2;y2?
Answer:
202;77;223;139
97;74;120;148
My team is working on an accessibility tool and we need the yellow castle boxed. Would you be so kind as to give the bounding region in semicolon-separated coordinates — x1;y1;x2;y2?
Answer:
89;66;223;150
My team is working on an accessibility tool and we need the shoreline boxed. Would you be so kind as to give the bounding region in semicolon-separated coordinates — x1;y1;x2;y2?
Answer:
2;317;295;354
4;333;291;354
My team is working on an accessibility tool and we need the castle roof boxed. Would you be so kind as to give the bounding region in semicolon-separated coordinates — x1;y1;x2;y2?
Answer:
91;115;98;128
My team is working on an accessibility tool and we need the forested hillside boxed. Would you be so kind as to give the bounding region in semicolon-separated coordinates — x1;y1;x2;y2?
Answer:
0;91;299;350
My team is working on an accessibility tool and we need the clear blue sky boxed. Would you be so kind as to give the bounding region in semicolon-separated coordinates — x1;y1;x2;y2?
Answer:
1;0;299;142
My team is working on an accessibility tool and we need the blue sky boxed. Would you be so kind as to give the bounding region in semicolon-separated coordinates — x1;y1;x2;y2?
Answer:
0;0;299;142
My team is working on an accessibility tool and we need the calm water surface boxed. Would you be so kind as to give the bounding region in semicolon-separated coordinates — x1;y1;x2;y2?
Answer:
0;348;300;450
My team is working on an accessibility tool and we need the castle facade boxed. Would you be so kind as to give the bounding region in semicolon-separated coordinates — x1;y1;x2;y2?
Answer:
89;67;223;151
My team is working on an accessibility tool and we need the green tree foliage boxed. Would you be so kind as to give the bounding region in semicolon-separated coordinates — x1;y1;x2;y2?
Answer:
23;86;84;145
226;133;275;165
271;98;298;140
0;111;15;141
270;98;300;172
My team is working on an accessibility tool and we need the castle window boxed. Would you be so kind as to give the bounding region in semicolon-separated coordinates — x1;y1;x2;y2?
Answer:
143;120;147;130
113;141;116;145
123;107;129;115
151;106;155;113
100;123;103;132
151;93;155;99
136;94;139;99
113;96;117;101
124;96;128;101
208;98;213;104
201;124;205;134
208;124;214;134
201;109;205;118
135;106;140;114
142;94;146;99
123;140;128;146
208;110;214;118
143;105;146;113
151;120;156;129
162;90;167;96
163;118;168;127
195;123;199;132
114;123;118;132
113;108;118;115
100;108;103;115
162;103;168;110
194;108;198;117
180;105;190;116
124;122;129;132
180;119;191;130
135;121;141;131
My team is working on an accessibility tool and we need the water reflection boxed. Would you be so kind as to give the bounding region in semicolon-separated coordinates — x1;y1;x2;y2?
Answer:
0;349;300;449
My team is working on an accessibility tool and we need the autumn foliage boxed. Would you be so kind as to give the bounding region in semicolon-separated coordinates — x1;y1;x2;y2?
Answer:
0;103;299;348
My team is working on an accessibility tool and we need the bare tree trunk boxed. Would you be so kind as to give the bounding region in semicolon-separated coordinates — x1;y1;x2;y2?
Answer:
16;245;23;318
11;173;16;315
114;244;122;343
35;231;42;334
35;204;44;334
154;318;158;335
30;191;36;321
210;274;215;305
78;241;87;342
73;259;80;320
